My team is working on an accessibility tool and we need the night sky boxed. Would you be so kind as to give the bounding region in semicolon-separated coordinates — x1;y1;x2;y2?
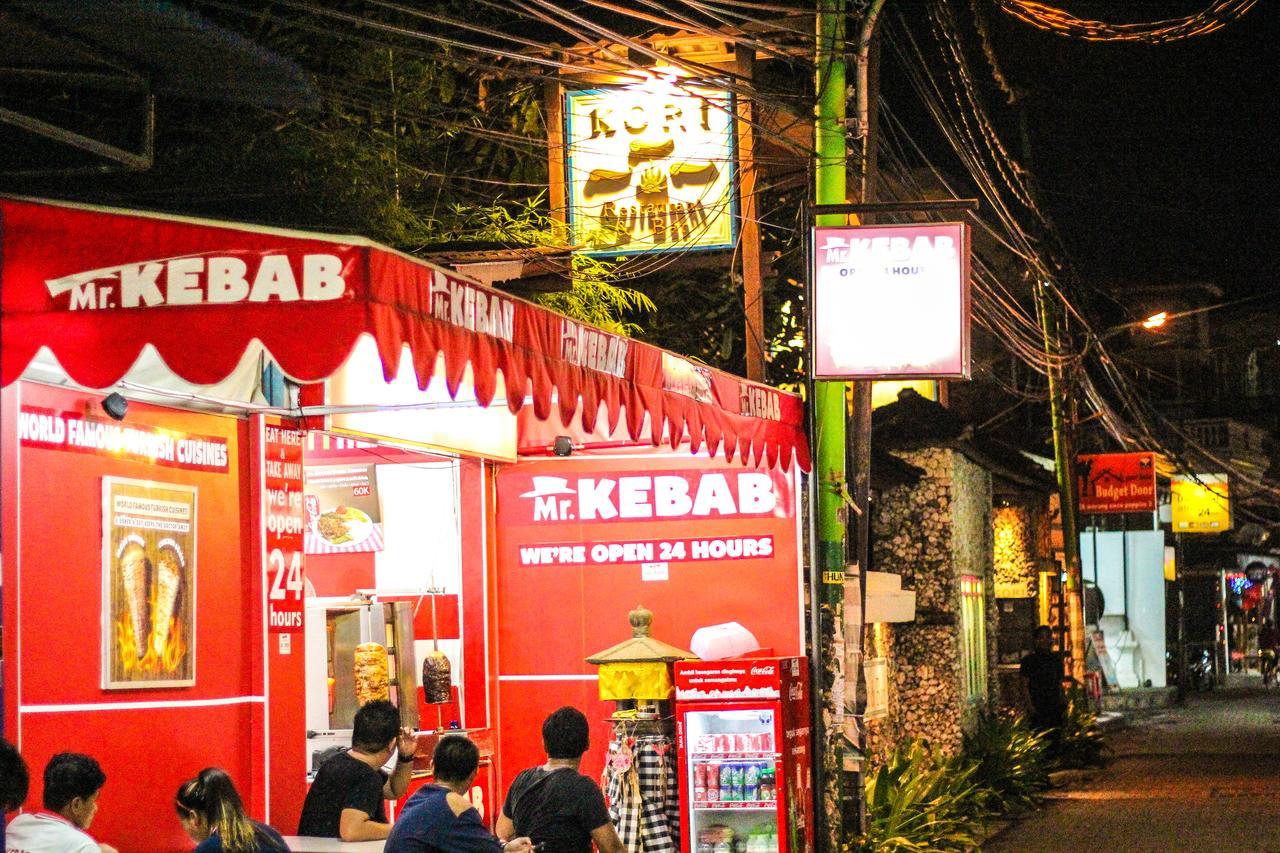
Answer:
979;1;1280;297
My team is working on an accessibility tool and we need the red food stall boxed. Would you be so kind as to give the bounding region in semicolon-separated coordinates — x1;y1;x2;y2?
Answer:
0;196;810;852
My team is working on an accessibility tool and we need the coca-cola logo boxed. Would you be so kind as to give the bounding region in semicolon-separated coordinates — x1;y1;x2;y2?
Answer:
45;251;348;311
517;471;778;522
750;665;776;676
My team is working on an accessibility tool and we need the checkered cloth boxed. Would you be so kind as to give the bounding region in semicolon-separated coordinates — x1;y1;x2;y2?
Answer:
602;733;680;852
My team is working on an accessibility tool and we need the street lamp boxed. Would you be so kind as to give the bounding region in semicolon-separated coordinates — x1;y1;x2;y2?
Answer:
1100;294;1276;343
1100;310;1171;341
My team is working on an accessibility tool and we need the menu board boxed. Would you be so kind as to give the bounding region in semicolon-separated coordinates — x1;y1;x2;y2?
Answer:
304;464;384;554
102;477;197;689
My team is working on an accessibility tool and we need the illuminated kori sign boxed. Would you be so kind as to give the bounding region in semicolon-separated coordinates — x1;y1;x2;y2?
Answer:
564;83;736;255
812;223;971;380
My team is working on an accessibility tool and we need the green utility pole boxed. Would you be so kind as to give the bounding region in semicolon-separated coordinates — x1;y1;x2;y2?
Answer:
814;0;851;847
1034;282;1086;683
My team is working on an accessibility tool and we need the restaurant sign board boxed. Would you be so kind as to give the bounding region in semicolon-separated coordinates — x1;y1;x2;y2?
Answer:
1172;474;1232;533
812;223;971;379
564;83;736;255
264;424;306;634
1077;452;1157;514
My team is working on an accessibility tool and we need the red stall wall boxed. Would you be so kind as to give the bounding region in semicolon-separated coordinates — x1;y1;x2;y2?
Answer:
3;382;263;852
491;456;803;798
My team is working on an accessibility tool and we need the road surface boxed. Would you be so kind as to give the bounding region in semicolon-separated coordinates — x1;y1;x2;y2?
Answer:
986;687;1280;852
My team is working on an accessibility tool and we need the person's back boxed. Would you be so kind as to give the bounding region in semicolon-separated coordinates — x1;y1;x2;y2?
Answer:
497;707;622;853
386;735;529;853
296;752;387;837
191;821;287;853
387;784;495;852
502;767;611;853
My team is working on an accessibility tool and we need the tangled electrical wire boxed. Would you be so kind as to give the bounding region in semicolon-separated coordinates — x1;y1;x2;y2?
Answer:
992;0;1260;44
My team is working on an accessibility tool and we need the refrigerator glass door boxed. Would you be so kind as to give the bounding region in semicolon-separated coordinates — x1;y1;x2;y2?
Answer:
684;707;780;852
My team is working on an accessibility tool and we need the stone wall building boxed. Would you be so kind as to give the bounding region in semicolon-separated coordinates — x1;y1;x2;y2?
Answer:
862;389;1055;762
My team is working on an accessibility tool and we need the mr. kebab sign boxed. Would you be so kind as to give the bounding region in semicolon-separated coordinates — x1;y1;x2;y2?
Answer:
564;82;736;255
498;460;796;569
812;223;971;379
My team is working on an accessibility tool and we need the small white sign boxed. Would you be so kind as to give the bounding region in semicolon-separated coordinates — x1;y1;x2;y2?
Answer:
278;633;292;655
864;657;889;720
641;562;670;581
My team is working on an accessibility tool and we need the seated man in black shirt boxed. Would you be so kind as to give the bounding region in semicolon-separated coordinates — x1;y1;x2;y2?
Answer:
297;699;418;841
1020;625;1067;737
496;707;624;853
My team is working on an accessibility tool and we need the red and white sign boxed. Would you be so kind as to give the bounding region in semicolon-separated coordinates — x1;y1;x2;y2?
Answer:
812;223;971;379
1078;452;1157;514
17;405;229;472
264;424;306;633
500;464;794;571
0;198;808;471
675;659;785;701
513;469;786;525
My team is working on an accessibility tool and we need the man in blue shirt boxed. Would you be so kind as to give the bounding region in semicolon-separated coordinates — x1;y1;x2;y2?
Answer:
387;735;532;853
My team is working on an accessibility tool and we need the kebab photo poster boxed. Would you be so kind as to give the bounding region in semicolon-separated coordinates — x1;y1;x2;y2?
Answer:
101;477;197;689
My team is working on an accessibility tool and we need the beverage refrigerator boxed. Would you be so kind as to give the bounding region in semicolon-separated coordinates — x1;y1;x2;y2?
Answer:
674;657;813;853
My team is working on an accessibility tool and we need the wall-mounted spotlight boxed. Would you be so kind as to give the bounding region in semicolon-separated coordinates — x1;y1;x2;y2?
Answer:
552;435;574;457
101;392;129;421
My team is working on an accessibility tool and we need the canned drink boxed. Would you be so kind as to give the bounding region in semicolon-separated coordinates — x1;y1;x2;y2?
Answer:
706;762;720;802
693;763;707;803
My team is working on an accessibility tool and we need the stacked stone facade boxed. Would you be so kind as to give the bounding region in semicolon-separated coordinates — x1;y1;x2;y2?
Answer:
864;446;996;760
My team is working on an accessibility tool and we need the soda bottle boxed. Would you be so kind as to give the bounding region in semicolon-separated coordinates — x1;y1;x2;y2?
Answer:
744;763;759;802
707;762;720;803
720;762;734;802
731;763;745;801
694;762;707;803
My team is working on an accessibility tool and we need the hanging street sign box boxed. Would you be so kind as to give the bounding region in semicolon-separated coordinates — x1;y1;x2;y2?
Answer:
564;82;736;255
1077;452;1157;514
1171;473;1232;533
812;223;971;379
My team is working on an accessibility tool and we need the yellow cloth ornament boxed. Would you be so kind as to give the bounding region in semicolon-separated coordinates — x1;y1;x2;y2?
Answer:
597;661;673;701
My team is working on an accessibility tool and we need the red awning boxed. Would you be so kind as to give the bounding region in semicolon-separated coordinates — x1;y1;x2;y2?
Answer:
0;197;810;470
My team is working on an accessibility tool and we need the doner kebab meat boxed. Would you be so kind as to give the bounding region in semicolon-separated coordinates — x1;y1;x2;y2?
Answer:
153;540;184;658
422;650;452;704
354;642;390;705
117;536;150;658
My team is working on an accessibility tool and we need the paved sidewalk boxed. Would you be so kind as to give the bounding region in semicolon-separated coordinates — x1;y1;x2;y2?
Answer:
985;687;1280;852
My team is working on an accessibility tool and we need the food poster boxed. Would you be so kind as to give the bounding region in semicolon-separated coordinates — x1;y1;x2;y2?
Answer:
304;464;384;553
101;477;197;689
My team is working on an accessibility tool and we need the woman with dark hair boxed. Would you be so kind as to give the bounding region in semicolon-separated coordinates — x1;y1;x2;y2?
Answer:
175;768;287;853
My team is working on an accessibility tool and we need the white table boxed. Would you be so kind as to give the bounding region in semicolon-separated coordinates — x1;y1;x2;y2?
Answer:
282;837;385;852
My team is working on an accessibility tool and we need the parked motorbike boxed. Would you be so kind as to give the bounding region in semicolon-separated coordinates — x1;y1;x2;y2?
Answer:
1189;648;1215;692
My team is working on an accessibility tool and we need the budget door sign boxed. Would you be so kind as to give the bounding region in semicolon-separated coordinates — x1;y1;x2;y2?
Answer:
1078;452;1157;514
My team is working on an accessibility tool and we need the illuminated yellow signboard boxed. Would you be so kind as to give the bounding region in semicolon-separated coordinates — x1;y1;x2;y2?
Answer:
1171;473;1231;533
564;82;736;255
